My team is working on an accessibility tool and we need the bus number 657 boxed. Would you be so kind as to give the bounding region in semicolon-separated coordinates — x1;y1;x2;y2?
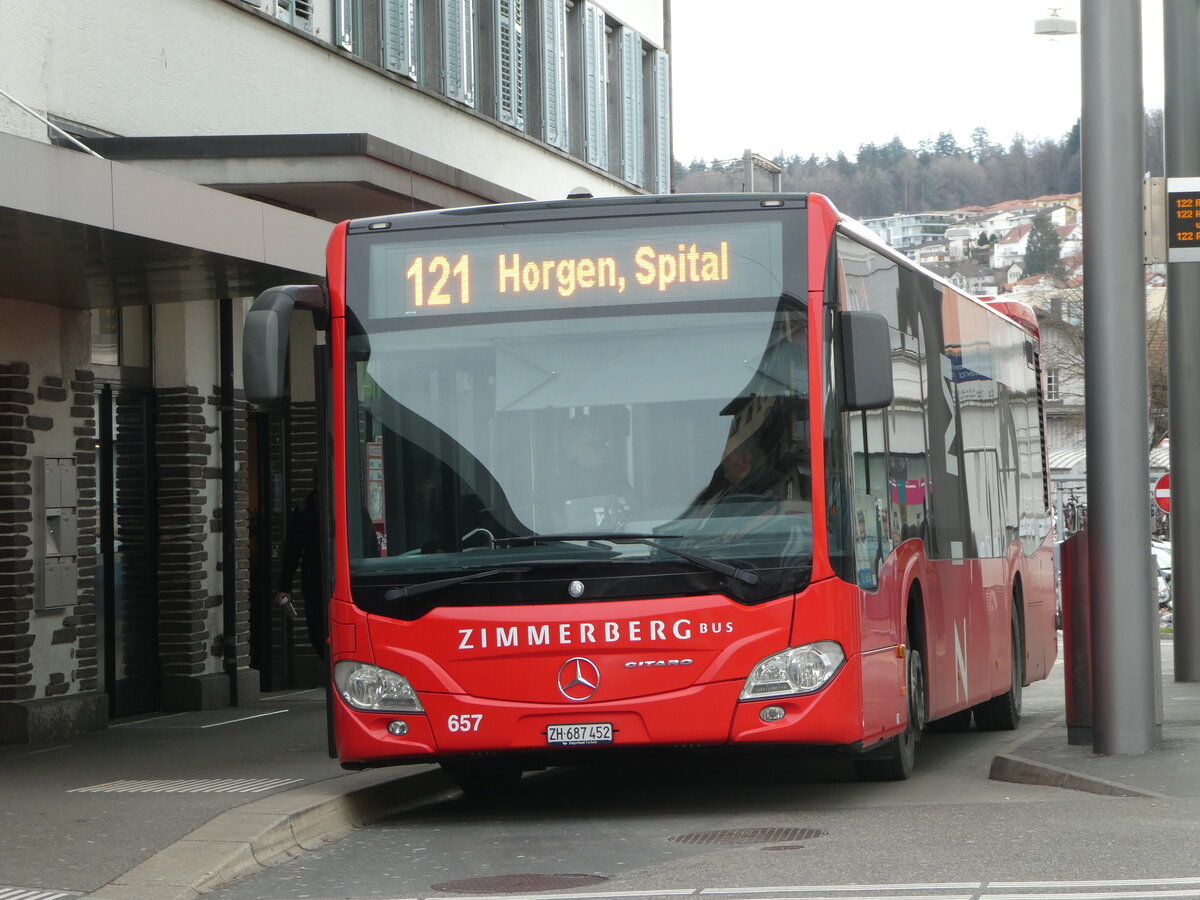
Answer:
447;714;483;732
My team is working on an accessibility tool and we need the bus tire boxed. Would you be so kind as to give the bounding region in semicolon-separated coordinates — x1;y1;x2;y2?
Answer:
973;602;1023;731
855;637;924;781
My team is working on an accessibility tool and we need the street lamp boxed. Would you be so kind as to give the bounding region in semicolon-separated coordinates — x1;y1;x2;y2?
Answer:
1035;8;1078;36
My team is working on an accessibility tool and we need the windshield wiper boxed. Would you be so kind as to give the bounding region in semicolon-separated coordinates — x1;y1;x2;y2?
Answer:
496;533;760;586
381;554;620;602
383;566;531;602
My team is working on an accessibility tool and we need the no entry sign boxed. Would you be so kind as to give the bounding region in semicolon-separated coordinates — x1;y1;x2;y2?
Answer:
1155;472;1171;513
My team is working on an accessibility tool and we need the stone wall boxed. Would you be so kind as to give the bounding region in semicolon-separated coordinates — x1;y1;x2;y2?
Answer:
0;361;104;742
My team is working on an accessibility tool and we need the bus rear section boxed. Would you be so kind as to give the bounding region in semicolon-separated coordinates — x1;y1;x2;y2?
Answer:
242;192;1056;788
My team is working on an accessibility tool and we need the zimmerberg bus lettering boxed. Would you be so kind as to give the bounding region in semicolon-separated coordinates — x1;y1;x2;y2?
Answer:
455;618;735;651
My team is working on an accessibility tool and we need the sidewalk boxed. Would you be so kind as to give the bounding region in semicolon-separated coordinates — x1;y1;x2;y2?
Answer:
0;687;455;900
2;642;1199;900
991;637;1200;800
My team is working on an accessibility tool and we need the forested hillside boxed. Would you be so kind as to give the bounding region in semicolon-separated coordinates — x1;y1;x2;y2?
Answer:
673;112;1164;219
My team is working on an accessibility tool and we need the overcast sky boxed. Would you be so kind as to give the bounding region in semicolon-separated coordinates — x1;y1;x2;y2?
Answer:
669;2;1165;164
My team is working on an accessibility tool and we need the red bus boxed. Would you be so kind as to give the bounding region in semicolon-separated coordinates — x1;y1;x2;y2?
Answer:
244;193;1056;789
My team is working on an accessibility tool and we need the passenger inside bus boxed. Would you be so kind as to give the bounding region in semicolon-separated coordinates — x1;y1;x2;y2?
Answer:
548;413;635;531
687;427;785;520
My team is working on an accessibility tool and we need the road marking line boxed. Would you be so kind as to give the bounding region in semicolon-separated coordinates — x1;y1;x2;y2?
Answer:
199;709;289;728
992;878;1200;888
704;886;981;894
981;892;1200;900
68;777;303;794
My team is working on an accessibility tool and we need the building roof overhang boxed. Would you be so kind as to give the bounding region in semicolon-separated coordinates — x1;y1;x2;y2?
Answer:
1;132;333;309
79;132;529;222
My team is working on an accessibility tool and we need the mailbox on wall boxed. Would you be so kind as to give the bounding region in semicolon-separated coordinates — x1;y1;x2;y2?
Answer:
36;457;79;610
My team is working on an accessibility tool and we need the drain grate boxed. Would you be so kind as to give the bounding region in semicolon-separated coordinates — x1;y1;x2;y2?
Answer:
669;827;827;845
760;844;809;851
431;874;609;894
69;777;303;794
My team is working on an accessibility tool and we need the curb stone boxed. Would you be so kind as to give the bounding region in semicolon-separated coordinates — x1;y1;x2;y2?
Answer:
989;753;1167;799
85;765;456;899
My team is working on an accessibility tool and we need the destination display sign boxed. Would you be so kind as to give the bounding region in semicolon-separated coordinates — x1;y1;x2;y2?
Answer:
1167;177;1200;262
367;220;783;318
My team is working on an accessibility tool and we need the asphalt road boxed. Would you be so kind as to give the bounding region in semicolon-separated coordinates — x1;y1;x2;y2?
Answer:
209;671;1200;900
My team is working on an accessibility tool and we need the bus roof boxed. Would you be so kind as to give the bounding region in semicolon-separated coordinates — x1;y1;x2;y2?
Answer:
347;193;813;234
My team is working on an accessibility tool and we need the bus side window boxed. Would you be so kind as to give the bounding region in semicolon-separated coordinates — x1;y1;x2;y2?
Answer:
849;406;889;591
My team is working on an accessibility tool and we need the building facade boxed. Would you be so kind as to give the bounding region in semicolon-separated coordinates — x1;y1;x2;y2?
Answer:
0;0;671;742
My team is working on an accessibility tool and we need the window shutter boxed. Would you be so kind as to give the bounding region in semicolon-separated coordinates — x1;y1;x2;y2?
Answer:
444;0;478;106
383;0;419;80
274;0;314;31
542;0;569;150
335;0;361;52
583;3;608;169
496;0;525;128
653;49;670;193
620;27;644;186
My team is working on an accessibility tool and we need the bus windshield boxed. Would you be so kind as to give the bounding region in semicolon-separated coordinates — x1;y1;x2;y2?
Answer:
344;211;811;600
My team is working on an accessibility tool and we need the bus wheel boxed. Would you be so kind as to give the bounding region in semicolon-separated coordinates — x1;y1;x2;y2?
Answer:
973;604;1023;731
855;643;924;781
441;759;524;799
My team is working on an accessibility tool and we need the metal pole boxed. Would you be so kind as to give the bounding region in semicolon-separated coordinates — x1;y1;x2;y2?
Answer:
220;296;239;707
743;149;754;192
1165;0;1200;681
1082;0;1159;754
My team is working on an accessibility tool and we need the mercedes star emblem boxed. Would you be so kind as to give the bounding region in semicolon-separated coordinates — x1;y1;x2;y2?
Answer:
557;657;600;701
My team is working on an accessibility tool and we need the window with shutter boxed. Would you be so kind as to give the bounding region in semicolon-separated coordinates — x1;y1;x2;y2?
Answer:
444;0;478;106
496;0;525;128
274;0;315;31
619;26;644;186
582;2;608;169
336;0;363;52
542;0;569;150
384;0;419;80
652;48;670;193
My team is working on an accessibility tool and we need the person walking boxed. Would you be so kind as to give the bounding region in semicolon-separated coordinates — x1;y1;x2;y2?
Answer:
275;485;327;661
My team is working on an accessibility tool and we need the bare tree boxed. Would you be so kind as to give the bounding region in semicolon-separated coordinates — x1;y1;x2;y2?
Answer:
1034;284;1170;452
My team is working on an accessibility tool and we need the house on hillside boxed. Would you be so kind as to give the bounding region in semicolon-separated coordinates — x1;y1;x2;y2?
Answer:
992;224;1032;269
1032;192;1082;213
912;241;951;266
990;218;1081;270
861;210;955;254
926;262;998;296
1058;223;1083;259
979;200;1038;239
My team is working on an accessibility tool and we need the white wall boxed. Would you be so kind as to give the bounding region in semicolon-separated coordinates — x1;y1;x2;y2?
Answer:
1;0;642;202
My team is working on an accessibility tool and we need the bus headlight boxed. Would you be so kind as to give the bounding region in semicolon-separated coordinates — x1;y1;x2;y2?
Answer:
740;642;845;700
334;661;425;713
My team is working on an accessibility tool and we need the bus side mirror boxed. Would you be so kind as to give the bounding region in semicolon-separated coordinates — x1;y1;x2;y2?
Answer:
838;310;894;411
243;285;327;407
